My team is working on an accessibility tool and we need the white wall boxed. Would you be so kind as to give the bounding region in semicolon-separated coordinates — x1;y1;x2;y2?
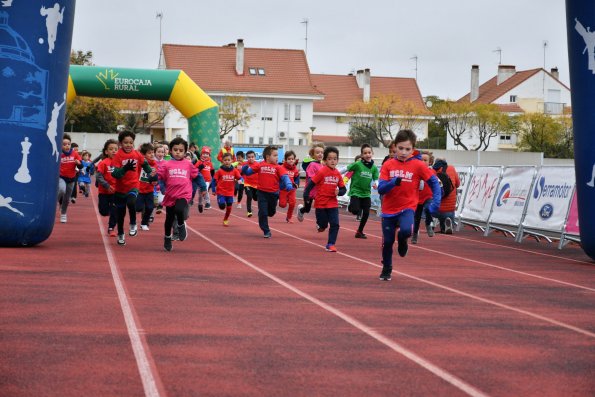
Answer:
493;71;571;108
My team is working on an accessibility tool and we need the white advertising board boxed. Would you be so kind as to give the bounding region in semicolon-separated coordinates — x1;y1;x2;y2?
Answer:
460;166;502;222
488;167;535;226
454;166;473;216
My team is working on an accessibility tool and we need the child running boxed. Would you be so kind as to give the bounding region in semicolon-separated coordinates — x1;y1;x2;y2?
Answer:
136;143;157;231
195;146;214;212
242;150;259;217
377;130;441;281
302;146;346;252
157;137;199;251
111;131;156;246
344;144;379;238
234;151;245;209
412;150;436;244
214;152;242;226
242;146;293;238
297;143;324;222
279;150;300;223
95;139;118;236
77;151;94;198
57;134;82;223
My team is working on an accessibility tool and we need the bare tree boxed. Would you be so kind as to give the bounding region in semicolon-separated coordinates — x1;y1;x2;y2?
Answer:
432;101;475;150
122;100;167;135
474;104;511;151
218;96;253;140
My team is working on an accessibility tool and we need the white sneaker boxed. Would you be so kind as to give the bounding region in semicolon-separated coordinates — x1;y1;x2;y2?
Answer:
236;203;242;209
60;214;67;223
140;224;150;231
297;204;304;222
445;218;453;235
129;224;138;236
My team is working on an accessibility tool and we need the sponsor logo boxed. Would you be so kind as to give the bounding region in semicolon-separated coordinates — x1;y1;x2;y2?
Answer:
96;69;153;92
532;176;572;200
539;203;554;220
496;183;527;207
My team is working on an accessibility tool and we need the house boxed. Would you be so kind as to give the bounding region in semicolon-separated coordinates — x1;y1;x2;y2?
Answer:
161;39;323;146
453;65;571;151
311;69;431;145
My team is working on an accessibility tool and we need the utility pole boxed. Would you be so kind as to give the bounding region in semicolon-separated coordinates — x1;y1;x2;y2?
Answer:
410;55;418;81
156;12;163;68
493;47;502;64
301;18;309;56
542;40;548;98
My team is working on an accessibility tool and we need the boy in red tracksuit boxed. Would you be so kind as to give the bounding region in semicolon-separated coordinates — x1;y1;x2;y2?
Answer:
111;131;156;246
96;139;119;236
57;133;82;223
377;129;442;281
136;143;157;231
412;150;436;244
279;150;300;223
215;152;243;226
195;146;213;212
302;147;347;252
242;150;259;217
242;146;293;238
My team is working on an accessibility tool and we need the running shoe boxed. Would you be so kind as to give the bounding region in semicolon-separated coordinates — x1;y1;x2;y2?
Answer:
108;228;117;237
198;204;204;213
236;203;242;209
297;204;304;222
263;231;272;238
379;269;392;281
140;224;150;231
205;203;211;209
178;223;187;241
355;232;367;239
411;231;418;244
286;218;293;224
223;220;230;227
164;236;172;251
427;226;435;237
117;234;126;246
325;244;337;252
445;218;453;235
317;225;326;233
397;238;409;257
60;214;67;223
129;224;138;237
247;211;253;217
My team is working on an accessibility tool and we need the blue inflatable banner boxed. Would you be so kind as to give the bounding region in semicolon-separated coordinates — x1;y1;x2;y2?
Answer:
566;0;595;260
0;2;76;246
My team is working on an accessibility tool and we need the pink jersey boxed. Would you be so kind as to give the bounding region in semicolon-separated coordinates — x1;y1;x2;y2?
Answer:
157;159;199;207
305;161;323;199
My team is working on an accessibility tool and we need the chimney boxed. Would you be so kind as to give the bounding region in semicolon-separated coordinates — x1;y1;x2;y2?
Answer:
355;69;365;88
497;65;516;85
235;38;244;75
470;65;479;102
550;67;559;80
363;68;371;103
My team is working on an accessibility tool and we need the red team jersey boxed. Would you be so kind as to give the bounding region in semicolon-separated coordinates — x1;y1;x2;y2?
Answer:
242;161;259;188
310;166;345;209
247;161;287;193
380;157;434;215
59;150;81;179
112;149;146;194
282;163;300;186
215;167;242;196
96;158;116;195
195;159;213;182
139;158;157;194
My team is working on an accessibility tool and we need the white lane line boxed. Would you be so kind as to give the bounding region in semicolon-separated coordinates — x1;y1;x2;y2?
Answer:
187;224;490;397
223;211;595;339
283;208;595;293
91;194;165;397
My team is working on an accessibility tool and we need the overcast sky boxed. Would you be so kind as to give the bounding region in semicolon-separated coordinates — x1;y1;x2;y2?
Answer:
71;0;569;100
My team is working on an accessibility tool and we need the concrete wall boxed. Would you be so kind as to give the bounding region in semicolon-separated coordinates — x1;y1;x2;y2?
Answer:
68;132;152;158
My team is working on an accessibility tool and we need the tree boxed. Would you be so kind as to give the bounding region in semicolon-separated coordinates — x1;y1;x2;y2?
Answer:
218;96;253;140
517;113;574;158
70;50;94;66
121;100;167;135
473;103;512;151
417;96;447;149
432;101;475;150
348;124;381;147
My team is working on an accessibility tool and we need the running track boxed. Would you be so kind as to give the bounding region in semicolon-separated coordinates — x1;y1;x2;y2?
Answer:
1;190;594;397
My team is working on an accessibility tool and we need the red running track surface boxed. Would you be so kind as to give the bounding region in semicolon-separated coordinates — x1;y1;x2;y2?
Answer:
1;190;594;397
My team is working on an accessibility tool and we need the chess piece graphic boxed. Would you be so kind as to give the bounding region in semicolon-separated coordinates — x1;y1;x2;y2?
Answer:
14;136;31;183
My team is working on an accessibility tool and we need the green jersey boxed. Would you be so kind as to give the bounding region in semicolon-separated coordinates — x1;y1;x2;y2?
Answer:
346;160;379;198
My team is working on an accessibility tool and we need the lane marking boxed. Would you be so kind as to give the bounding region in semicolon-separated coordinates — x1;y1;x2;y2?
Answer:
187;224;490;397
220;211;595;339
91;194;165;397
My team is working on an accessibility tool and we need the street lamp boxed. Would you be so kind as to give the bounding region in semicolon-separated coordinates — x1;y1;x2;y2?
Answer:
309;126;316;145
69;119;74;133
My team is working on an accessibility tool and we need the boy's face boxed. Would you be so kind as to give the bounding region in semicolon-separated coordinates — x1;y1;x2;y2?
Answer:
171;144;186;160
247;153;255;163
106;144;118;158
82;153;90;161
265;150;278;164
285;155;296;166
145;150;155;161
361;147;373;162
236;155;244;163
388;144;398;158
121;136;135;153
421;154;430;166
325;152;338;169
201;152;210;161
62;139;71;152
395;140;413;161
222;156;232;166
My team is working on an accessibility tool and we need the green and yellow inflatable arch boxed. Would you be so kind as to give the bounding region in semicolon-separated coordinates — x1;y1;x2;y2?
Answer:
67;65;219;152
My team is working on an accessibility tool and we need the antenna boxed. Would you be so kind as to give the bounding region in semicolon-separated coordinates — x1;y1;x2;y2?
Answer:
301;18;309;56
543;40;548;69
156;12;163;68
542;40;548;97
493;47;502;65
410;55;418;80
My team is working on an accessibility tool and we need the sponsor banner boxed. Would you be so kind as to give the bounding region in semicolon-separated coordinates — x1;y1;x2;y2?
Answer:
523;167;575;232
234;145;286;163
565;190;580;235
489;167;535;226
460;166;501;222
454;166;473;216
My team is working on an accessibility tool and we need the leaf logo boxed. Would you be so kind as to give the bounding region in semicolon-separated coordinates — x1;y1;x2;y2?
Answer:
95;69;119;90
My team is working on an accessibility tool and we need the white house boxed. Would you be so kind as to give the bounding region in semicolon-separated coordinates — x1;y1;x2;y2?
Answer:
451;64;571;151
161;39;323;146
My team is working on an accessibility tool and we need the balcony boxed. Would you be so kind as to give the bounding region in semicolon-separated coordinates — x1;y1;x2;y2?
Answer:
537;102;565;115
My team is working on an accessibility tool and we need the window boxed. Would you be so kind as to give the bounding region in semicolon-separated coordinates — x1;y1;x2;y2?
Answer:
289;138;295;145
261;116;272;121
268;137;274;144
298;138;304;146
500;134;512;141
259;137;264;144
249;137;254;144
510;95;517;103
249;68;257;75
295;104;302;121
283;103;290;121
258;68;265;75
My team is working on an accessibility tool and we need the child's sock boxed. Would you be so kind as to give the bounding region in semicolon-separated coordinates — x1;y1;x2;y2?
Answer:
224;206;232;220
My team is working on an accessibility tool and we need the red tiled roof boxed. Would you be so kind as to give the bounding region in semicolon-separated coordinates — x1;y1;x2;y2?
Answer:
496;103;524;113
311;74;428;114
312;134;352;144
162;44;321;96
458;68;543;104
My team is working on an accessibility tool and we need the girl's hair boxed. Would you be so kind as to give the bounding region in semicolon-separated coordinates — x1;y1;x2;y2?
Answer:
308;143;325;157
169;137;188;152
393;129;417;147
139;143;154;155
62;133;71;142
354;154;362;162
323;146;339;160
284;150;296;161
421;150;434;165
80;150;91;159
102;139;118;158
360;143;373;153
118;130;136;143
